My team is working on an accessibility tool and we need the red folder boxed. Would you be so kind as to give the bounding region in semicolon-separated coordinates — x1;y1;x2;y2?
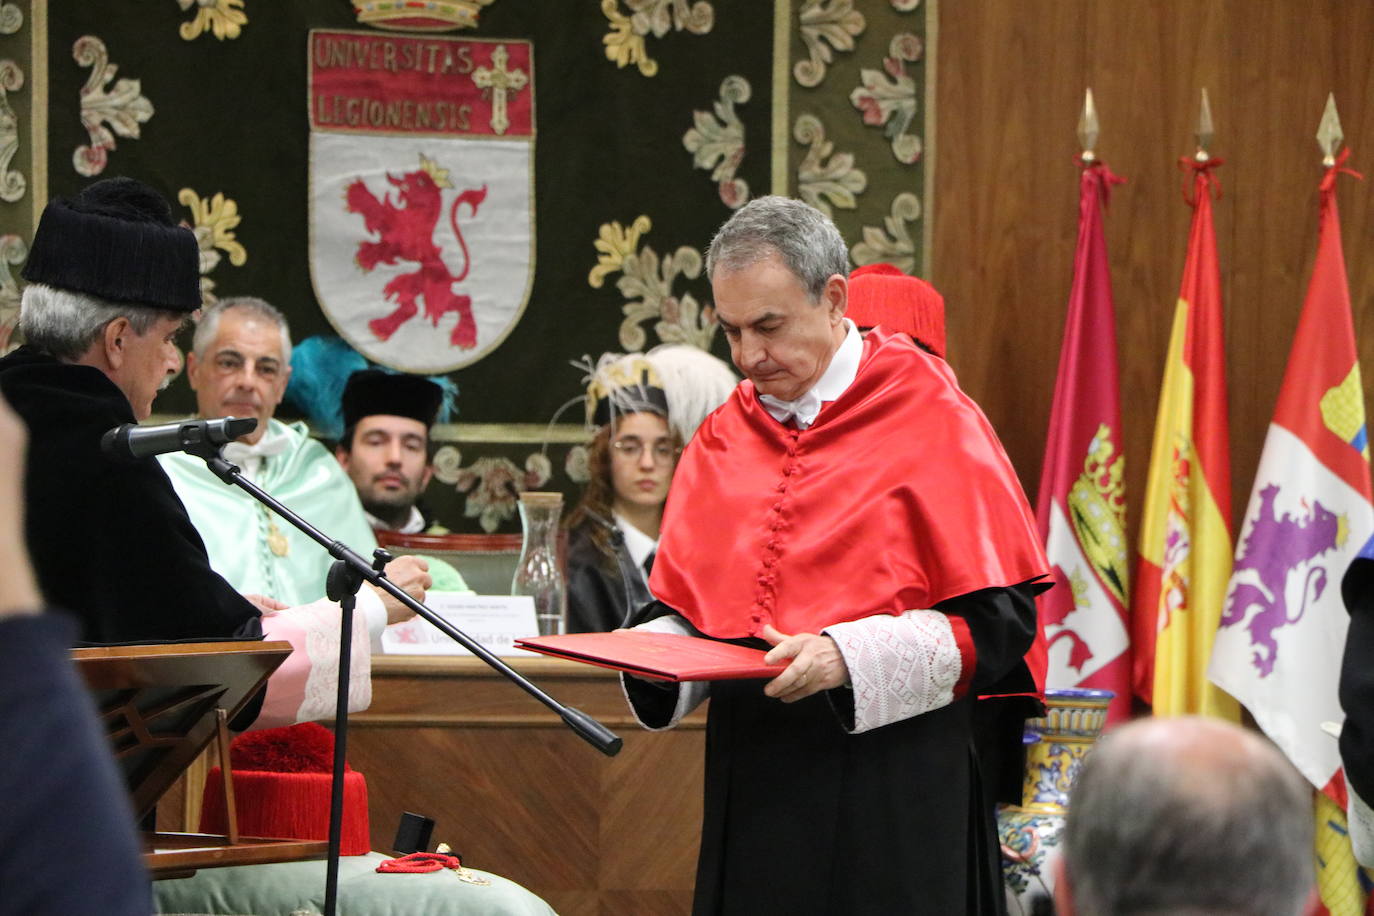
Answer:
515;631;786;682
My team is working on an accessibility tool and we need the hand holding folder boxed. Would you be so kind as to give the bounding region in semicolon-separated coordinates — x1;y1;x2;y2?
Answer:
515;630;787;682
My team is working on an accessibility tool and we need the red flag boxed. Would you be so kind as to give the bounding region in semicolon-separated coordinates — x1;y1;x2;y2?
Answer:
1034;161;1132;724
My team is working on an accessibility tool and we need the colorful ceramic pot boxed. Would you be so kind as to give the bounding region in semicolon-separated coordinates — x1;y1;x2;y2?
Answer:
998;687;1114;911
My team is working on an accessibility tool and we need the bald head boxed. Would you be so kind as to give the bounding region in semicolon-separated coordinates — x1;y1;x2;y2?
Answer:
1060;717;1313;916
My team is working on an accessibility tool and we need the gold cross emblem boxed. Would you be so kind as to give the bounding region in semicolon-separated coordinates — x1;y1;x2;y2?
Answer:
472;45;528;136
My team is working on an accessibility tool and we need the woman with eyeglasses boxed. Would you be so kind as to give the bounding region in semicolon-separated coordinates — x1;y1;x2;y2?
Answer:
564;346;737;633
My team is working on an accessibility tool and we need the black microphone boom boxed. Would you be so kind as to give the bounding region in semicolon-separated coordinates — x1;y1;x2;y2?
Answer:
101;417;259;460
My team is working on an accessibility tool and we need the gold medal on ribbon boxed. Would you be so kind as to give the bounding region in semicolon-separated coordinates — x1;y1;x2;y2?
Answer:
267;519;289;557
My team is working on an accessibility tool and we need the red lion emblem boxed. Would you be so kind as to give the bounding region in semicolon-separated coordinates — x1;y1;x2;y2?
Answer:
345;154;487;348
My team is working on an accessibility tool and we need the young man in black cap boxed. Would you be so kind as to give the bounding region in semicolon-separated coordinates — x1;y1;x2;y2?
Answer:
335;368;470;592
336;368;445;535
0;177;430;726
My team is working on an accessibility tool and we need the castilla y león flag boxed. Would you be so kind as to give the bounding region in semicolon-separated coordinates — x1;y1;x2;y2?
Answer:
1131;159;1239;719
1034;161;1131;724
308;30;535;374
1209;157;1371;797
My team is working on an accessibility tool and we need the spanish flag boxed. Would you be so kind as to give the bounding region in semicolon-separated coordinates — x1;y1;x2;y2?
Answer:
1130;158;1239;719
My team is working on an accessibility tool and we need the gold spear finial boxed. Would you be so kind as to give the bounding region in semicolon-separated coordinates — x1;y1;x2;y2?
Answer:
1078;87;1099;164
1194;88;1214;161
1317;93;1343;167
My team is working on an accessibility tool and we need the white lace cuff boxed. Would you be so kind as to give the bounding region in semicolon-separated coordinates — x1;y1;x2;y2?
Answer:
823;609;973;735
252;598;373;729
1351;781;1374;868
619;614;709;730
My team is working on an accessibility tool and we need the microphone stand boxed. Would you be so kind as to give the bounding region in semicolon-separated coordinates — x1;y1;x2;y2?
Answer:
184;440;622;916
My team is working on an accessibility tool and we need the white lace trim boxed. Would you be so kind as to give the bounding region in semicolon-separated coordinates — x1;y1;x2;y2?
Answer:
1351;781;1374;868
823;609;962;735
619;614;708;730
298;597;373;722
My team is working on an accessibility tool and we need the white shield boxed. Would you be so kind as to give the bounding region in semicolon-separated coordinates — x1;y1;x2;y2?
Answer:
307;31;534;373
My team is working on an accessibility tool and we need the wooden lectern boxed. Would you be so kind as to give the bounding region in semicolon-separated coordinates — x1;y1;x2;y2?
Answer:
71;639;328;878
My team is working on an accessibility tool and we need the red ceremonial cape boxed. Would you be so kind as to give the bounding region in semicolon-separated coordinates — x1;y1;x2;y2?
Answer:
651;329;1048;673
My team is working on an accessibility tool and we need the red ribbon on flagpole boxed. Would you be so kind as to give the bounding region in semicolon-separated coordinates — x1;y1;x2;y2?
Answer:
1320;147;1363;191
1178;156;1224;205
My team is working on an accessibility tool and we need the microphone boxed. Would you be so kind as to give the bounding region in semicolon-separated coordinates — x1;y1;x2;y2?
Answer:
101;416;258;460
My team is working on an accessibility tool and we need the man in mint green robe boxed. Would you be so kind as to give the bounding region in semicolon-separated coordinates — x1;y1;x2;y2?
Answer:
161;415;381;605
160;297;381;606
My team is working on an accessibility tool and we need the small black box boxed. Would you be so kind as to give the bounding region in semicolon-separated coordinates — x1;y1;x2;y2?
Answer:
393;811;435;854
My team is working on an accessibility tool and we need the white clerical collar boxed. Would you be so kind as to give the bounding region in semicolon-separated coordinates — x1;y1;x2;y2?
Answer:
367;506;426;535
757;319;862;429
221;418;288;482
613;511;658;580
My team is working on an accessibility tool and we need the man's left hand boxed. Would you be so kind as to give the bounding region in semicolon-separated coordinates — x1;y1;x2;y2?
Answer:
761;624;849;703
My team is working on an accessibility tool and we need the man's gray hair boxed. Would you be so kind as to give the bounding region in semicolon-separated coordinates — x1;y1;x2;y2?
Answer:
192;296;292;363
18;283;181;361
1063;717;1313;916
705;196;849;301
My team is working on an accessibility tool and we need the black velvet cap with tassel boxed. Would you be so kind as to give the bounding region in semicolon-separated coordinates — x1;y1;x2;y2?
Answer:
21;177;202;311
341;368;444;429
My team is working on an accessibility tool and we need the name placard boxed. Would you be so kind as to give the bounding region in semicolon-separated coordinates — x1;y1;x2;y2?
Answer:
382;593;540;657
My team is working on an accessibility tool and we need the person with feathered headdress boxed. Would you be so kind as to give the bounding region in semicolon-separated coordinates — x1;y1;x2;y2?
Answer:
563;344;737;633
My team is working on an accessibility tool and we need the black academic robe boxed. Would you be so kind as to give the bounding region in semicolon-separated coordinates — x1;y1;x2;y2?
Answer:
626;585;1040;916
565;519;653;633
1341;553;1374;807
0;347;261;644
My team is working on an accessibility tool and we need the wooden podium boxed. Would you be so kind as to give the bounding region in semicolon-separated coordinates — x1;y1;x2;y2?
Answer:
72;640;328;877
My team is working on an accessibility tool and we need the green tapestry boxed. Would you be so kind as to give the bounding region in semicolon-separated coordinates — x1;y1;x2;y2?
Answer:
0;0;931;533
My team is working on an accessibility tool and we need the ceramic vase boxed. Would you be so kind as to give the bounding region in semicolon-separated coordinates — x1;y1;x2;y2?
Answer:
997;687;1114;912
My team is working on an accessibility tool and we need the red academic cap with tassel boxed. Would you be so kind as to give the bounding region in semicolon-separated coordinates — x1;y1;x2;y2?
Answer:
199;722;371;855
846;263;946;358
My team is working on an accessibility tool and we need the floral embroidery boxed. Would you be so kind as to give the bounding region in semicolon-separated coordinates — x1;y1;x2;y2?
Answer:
794;114;866;217
588;216;715;350
795;0;864;89
176;0;247;42
433;446;552;533
0;5;20;34
850;32;922;165
602;0;713;78
72;36;154;177
0;58;22;203
891;0;919;10
683;75;750;209
565;445;590;484
0;234;25;354
179;189;247;304
851;191;920;272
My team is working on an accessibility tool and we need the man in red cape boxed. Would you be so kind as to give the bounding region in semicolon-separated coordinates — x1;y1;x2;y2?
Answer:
622;198;1050;915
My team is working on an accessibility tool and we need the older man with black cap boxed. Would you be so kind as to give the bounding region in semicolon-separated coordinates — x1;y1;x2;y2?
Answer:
0;177;430;727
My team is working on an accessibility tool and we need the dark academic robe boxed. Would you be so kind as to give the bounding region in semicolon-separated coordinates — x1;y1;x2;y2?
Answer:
0;347;262;644
1341;549;1374;813
565;520;653;632
634;329;1050;915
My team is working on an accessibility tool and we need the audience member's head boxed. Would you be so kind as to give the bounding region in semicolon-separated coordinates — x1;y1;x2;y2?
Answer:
846;262;946;357
1058;716;1313;916
18;177;201;419
335;369;443;531
186;297;292;444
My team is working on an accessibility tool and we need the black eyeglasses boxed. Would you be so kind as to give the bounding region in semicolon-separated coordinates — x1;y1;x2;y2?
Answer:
611;437;681;463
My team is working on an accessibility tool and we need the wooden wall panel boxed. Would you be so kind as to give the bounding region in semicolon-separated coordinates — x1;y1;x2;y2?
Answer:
934;1;1374;543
